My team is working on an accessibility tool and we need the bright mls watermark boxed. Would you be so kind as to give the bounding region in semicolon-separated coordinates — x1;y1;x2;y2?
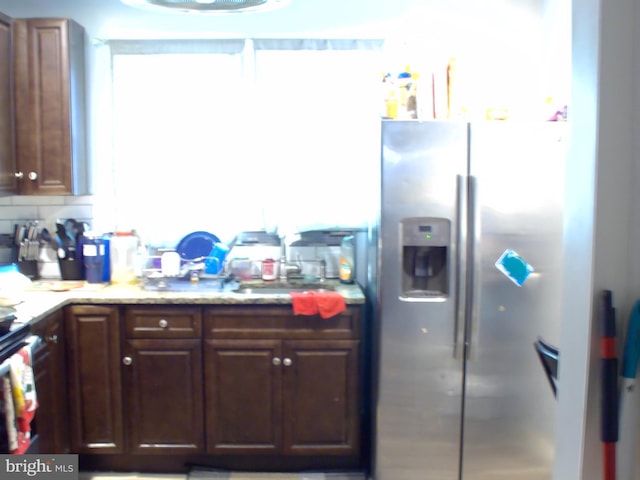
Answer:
0;455;78;479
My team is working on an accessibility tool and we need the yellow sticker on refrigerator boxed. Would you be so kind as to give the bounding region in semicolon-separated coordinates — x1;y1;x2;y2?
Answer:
495;249;534;286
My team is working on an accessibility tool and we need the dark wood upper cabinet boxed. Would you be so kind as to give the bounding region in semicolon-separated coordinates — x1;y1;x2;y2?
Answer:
12;18;87;195
0;12;16;194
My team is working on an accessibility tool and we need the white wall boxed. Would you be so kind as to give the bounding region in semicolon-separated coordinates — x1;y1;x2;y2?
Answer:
0;0;540;41
0;0;557;241
554;0;638;479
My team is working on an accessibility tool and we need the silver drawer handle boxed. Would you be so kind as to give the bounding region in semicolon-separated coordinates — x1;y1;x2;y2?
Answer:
158;319;168;328
122;356;133;366
283;357;292;367
46;334;58;344
272;357;281;366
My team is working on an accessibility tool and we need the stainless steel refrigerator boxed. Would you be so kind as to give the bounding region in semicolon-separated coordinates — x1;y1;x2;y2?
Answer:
371;120;566;480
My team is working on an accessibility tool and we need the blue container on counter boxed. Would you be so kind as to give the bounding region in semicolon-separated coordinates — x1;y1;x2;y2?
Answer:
102;235;111;282
82;233;106;283
205;242;229;275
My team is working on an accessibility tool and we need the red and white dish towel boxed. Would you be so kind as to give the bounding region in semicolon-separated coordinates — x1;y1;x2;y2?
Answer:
0;345;38;454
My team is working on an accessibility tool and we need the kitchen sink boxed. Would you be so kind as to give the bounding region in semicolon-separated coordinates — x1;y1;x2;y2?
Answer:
233;281;334;295
142;276;336;295
142;276;225;292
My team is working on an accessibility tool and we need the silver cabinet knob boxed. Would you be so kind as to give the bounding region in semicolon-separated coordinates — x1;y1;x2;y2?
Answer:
122;356;133;366
14;172;24;179
158;319;168;328
272;357;281;366
283;357;292;367
46;334;58;344
28;171;38;180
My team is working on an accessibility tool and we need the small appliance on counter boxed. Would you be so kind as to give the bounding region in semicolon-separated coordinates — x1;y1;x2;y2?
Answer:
228;229;354;281
228;231;281;279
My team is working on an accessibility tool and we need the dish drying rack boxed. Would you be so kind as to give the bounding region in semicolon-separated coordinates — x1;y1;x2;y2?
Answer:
140;254;225;282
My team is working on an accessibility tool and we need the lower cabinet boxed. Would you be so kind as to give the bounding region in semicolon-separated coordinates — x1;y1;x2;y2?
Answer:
32;309;70;453
66;305;124;453
283;339;360;455
64;302;362;466
205;339;283;454
122;306;204;454
204;306;361;457
65;304;204;454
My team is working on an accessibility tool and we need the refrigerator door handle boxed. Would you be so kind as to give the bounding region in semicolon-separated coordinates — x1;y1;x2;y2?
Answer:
454;174;468;359
464;174;480;360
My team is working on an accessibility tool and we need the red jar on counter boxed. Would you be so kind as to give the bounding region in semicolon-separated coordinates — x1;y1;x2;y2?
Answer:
261;258;277;281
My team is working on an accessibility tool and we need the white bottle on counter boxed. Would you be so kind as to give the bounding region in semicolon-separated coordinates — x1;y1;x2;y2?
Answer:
109;231;138;285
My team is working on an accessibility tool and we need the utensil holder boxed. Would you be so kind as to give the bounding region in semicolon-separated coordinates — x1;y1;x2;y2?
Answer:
59;257;84;280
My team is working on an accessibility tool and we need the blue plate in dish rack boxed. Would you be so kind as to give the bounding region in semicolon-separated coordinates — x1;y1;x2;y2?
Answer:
176;231;221;261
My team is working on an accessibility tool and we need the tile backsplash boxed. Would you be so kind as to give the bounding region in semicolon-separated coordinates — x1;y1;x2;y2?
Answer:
0;195;367;284
0;195;97;235
0;195;97;277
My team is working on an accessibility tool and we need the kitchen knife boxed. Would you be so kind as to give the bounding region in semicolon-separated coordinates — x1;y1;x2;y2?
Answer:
13;224;21;246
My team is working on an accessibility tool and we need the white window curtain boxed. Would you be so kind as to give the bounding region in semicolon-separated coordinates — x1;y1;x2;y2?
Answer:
108;39;382;247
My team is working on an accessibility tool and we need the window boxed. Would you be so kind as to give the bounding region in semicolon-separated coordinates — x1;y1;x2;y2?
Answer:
107;39;382;246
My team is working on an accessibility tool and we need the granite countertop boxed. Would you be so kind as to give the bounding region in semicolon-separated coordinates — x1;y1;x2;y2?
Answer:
10;278;365;327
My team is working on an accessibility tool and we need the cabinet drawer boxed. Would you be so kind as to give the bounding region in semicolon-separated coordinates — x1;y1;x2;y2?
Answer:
124;306;202;338
204;305;360;340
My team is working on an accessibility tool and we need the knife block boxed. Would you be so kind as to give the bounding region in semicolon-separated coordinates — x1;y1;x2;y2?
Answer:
17;260;39;280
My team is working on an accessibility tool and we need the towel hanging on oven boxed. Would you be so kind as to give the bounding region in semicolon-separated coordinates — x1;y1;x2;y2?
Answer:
0;343;38;454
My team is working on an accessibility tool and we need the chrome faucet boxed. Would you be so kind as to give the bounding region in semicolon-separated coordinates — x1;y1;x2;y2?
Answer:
318;259;326;282
279;234;302;281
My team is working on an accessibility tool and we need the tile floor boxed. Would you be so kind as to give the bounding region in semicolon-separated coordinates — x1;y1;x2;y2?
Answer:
79;472;368;480
79;474;188;480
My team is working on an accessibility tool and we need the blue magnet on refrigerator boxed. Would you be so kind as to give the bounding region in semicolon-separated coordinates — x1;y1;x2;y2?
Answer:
495;249;533;286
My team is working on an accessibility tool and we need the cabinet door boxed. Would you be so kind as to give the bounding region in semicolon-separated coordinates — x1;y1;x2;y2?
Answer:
32;310;69;453
283;340;360;456
66;305;123;453
205;339;282;454
123;338;204;454
13;18;86;195
0;12;16;194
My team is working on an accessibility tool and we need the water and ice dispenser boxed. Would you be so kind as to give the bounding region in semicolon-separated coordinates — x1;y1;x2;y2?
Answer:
400;217;450;300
